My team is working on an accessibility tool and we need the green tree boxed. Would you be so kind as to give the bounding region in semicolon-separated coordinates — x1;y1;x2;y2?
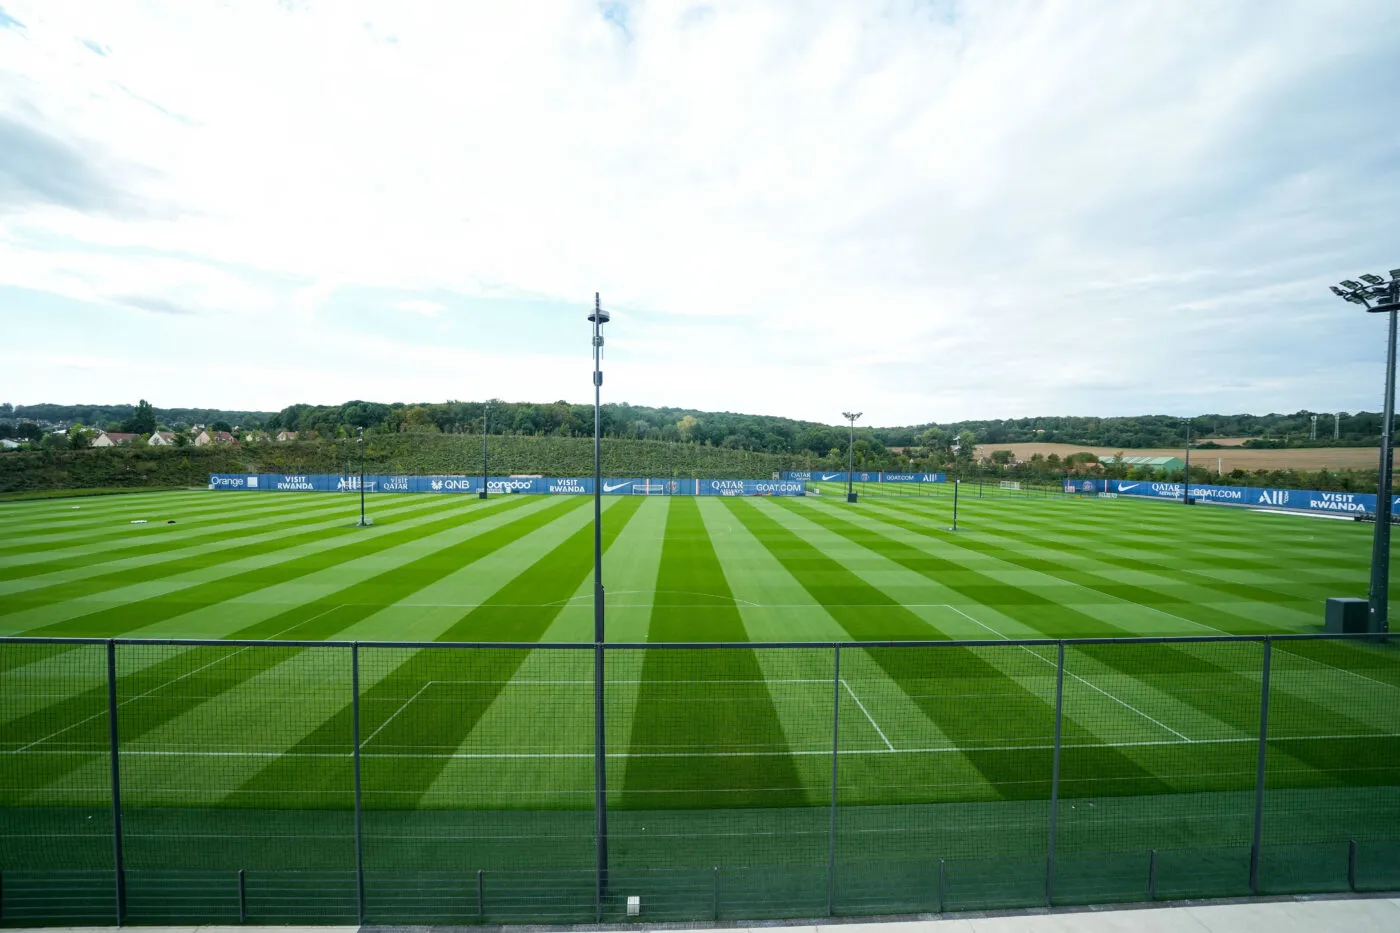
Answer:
123;399;157;435
990;449;1013;465
211;420;233;433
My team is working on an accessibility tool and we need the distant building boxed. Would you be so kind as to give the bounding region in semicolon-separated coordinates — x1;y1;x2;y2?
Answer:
1098;455;1185;472
276;430;298;442
147;431;177;446
0;439;18;450
92;431;138;447
194;430;237;447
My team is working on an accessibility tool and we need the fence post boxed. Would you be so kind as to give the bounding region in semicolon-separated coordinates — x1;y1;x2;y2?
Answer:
712;866;719;921
106;639;126;926
937;858;946;912
1045;641;1065;907
477;869;485;922
352;643;365;925
1147;849;1157;900
237;869;246;923
1348;839;1358;892
1249;637;1272;895
827;644;841;917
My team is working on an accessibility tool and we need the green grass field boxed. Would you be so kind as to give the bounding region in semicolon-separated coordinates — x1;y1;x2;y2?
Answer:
1;487;1398;923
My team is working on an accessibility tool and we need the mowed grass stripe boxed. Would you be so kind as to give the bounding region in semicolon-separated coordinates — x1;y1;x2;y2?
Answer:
0;494;454;606
620;497;808;808
868;496;1350;614
785;498;1383;795
725;498;1171;800
8;496;535;639
836;496;1283;635
0;496;574;800
0;492;387;578
240;497;646;808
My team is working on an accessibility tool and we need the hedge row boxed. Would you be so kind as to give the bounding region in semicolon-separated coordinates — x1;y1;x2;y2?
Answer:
0;436;813;494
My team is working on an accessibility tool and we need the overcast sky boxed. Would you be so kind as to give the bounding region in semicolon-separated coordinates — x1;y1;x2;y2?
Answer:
2;1;1398;427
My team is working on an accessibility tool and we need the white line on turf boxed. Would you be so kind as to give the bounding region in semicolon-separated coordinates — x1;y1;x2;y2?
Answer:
942;604;1195;742
14;607;343;752
842;679;894;750
360;680;432;746
11;730;1391;759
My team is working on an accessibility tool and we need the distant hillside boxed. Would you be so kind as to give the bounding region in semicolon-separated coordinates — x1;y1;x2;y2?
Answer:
7;403;275;428
0;435;815;494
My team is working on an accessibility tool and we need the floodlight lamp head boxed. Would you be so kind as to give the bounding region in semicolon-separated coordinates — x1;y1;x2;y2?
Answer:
1390;270;1400;281
1340;280;1363;290
1361;274;1386;286
1330;285;1346;297
587;308;610;325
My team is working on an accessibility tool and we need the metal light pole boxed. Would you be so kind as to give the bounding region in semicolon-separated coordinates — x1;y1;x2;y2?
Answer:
587;293;611;900
356;426;370;527
843;412;862;503
479;402;490;500
1332;270;1400;634
1183;420;1192;505
950;440;961;531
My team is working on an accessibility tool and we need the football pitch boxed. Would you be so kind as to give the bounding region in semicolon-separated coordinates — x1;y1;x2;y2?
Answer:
1;488;1398;921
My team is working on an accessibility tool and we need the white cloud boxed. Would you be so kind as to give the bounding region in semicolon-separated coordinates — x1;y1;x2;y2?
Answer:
1;0;1398;423
395;299;445;317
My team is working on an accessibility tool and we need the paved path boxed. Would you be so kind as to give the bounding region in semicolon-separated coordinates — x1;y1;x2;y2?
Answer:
13;897;1400;932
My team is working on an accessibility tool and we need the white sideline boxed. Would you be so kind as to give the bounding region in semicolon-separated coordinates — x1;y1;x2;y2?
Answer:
10;729;1396;759
942;605;1195;742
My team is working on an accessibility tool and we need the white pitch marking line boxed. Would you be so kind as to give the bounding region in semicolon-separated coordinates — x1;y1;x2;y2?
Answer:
841;678;894;751
15;731;1394;760
14;608;342;752
361;680;433;747
943;604;1194;743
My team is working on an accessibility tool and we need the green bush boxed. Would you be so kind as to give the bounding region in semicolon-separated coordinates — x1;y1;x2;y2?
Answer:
0;436;812;494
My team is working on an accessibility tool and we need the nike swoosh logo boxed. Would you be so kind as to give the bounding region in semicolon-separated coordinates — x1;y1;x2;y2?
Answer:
603;481;630;492
822;474;840;480
1118;483;1140;491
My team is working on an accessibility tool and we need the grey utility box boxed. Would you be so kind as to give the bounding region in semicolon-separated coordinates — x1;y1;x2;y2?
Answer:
1325;597;1369;634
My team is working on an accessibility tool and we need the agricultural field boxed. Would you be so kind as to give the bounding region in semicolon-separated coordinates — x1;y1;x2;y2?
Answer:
969;441;1391;472
1;488;1398;922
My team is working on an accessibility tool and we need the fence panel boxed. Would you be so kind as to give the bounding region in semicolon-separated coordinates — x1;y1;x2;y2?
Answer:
114;642;356;925
0;642;114;927
1054;639;1264;905
834;643;1056;914
1261;638;1400;893
606;645;834;922
359;645;596;923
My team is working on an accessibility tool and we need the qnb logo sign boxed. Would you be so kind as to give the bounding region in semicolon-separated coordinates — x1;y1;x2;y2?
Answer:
1310;491;1367;512
430;478;474;491
277;475;314;490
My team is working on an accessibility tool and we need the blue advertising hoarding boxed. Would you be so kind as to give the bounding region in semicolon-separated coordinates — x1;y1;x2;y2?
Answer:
781;471;945;484
211;474;807;497
1107;479;1384;515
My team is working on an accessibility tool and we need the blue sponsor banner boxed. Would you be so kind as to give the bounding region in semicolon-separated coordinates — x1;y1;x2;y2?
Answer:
880;472;946;484
212;474;805;497
782;470;849;483
1064;479;1107;494
1108;480;1380;514
700;479;806;496
783;471;944;484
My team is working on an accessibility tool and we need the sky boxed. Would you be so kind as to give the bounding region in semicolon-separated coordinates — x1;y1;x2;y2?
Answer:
1;1;1398;428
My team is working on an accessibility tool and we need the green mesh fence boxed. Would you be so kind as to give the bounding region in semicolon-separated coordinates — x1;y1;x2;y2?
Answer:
1;635;1398;927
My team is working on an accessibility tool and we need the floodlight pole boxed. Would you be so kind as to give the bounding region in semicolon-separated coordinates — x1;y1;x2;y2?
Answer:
843;412;862;503
1183;420;1192;505
1331;270;1400;635
356;427;369;527
480;402;490;500
588;293;611;899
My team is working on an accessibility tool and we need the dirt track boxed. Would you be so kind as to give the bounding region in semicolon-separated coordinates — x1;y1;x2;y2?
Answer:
972;442;1390;472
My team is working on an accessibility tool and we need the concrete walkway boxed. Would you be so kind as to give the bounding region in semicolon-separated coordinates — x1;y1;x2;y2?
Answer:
12;897;1400;932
